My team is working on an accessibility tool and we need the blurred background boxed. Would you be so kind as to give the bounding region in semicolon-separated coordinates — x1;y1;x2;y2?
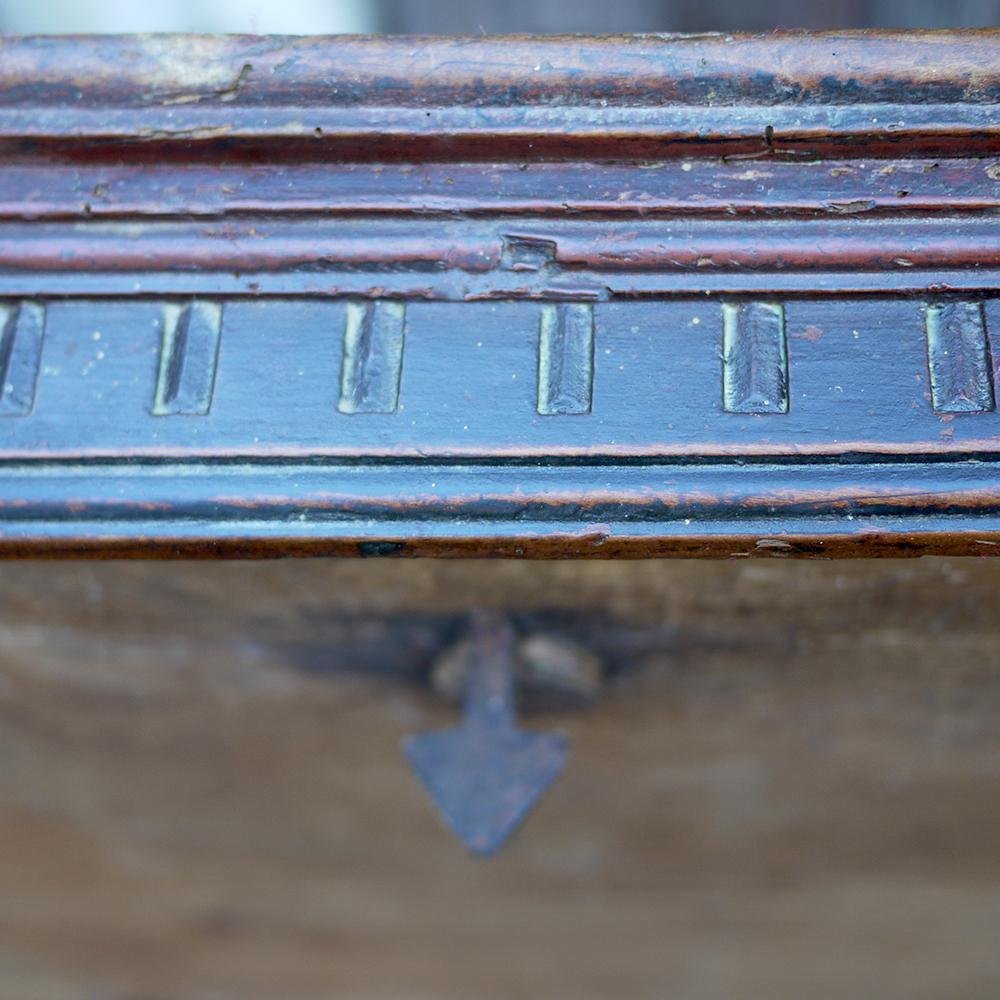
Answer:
0;0;998;33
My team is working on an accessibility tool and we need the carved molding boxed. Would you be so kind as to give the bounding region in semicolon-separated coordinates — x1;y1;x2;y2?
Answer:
1;33;999;555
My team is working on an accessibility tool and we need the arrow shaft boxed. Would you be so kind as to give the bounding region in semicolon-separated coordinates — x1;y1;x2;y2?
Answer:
462;612;517;732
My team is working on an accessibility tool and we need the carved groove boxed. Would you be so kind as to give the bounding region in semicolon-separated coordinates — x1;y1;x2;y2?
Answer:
339;301;406;414
153;300;223;416
0;301;44;417
537;303;594;415
722;302;788;414
925;301;994;413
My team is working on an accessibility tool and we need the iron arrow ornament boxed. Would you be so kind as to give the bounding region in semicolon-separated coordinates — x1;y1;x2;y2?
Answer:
405;613;569;857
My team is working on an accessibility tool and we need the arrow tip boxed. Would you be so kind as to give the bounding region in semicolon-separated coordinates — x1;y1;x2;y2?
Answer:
405;727;569;857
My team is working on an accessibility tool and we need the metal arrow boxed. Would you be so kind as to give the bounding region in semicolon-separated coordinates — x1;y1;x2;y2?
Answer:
404;612;569;857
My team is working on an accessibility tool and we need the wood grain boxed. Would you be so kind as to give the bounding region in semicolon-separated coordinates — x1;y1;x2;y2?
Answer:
0;558;999;998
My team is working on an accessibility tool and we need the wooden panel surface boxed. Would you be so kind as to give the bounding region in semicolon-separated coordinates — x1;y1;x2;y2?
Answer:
0;558;999;999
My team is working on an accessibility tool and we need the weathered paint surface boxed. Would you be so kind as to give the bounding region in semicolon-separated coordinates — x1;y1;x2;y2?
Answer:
0;33;999;556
